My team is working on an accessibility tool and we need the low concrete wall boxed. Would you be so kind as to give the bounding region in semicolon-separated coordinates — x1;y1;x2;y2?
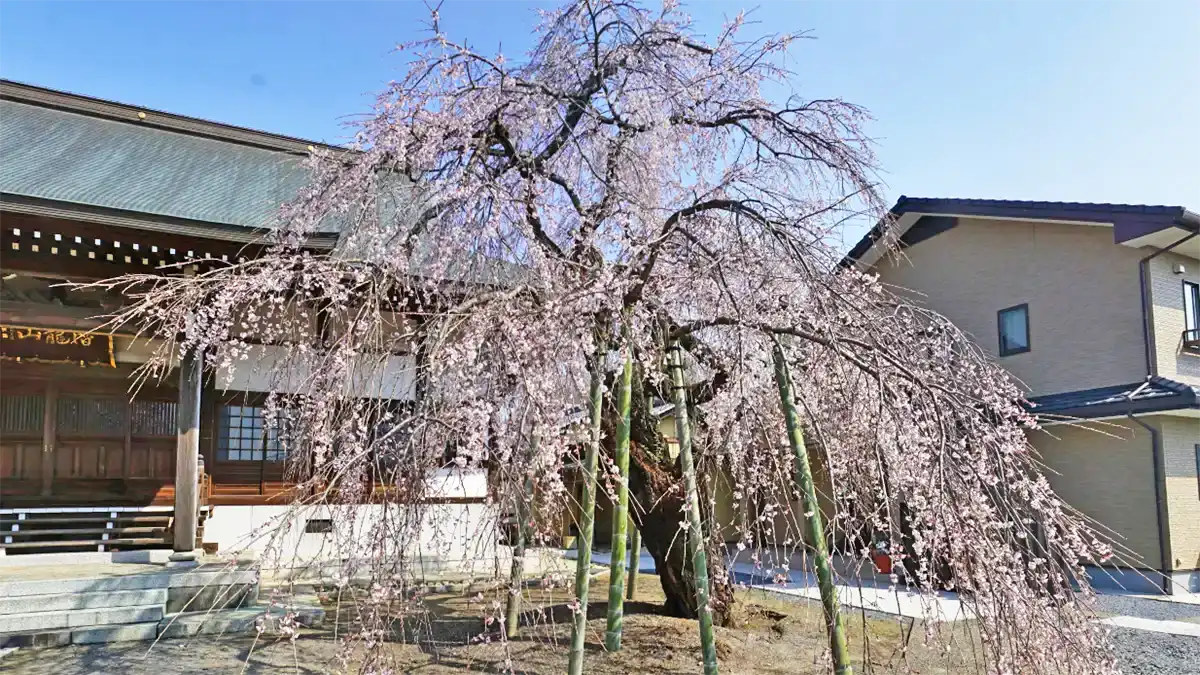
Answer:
203;468;500;574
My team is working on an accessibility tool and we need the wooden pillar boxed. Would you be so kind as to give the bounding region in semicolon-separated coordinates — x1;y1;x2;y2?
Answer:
40;381;58;497
172;349;202;554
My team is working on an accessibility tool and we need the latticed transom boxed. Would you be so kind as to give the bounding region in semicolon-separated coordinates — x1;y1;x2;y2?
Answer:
0;393;43;435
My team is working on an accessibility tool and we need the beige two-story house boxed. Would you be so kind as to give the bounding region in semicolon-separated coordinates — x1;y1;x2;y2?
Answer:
845;197;1200;594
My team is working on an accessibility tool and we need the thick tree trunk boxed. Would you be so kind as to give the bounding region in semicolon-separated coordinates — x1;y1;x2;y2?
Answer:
505;470;534;637
628;443;735;626
610;350;735;627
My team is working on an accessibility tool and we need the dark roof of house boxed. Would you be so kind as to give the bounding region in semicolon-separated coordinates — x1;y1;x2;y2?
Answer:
1027;377;1200;420
0;79;345;238
842;196;1200;267
888;197;1191;220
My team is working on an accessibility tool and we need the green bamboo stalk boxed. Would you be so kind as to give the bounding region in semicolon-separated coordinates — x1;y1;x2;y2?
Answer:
567;348;606;675
626;524;641;601
668;342;719;675
604;347;634;651
771;341;853;675
505;463;535;637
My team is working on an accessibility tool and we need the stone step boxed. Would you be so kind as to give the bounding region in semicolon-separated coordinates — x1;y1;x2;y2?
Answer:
0;573;168;598
0;538;169;550
1;604;324;648
0;568;255;598
158;603;326;639
3;527;168;538
0;515;173;527
0;622;161;649
0;588;168;616
0;604;163;634
71;621;161;645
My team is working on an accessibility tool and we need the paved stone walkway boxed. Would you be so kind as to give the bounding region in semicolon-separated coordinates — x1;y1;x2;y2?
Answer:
1097;615;1200;637
577;549;1200;635
576;549;970;621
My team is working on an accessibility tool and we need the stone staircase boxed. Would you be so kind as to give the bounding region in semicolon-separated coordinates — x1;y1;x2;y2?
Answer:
0;565;301;648
0;506;210;556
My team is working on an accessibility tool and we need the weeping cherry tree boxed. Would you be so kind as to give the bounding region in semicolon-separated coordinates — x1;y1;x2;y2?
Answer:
94;1;1120;673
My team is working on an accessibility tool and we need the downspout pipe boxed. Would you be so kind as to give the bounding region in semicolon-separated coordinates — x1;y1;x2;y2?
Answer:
1133;229;1195;595
1124;408;1173;594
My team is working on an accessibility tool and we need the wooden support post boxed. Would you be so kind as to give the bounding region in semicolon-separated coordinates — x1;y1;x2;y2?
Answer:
172;349;203;556
40;381;58;497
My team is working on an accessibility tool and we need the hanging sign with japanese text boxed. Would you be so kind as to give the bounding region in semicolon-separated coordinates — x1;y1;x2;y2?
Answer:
0;324;116;367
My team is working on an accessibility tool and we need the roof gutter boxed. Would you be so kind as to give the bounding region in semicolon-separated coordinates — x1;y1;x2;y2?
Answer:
1176;208;1200;231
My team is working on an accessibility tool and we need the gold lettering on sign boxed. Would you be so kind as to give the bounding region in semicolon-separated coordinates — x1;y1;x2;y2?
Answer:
0;324;116;367
1;326;97;346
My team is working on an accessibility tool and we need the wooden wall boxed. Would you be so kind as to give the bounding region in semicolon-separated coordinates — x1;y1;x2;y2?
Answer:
0;361;178;507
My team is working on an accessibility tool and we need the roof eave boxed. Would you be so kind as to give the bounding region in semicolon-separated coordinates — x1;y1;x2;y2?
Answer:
843;197;1199;270
1031;398;1198;421
1;193;339;249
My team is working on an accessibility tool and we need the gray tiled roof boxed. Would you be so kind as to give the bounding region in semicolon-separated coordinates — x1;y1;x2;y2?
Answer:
0;99;330;232
1026;377;1199;419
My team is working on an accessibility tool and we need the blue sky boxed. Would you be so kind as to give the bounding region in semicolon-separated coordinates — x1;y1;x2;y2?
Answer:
2;1;1197;248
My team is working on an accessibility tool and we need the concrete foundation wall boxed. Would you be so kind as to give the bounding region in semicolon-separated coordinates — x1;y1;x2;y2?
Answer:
202;468;498;572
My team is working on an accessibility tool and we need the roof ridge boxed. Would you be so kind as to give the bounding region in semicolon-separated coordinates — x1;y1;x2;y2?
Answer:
897;197;1184;213
0;78;348;156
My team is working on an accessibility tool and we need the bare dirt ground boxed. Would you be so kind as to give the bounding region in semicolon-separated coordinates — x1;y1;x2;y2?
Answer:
0;573;991;675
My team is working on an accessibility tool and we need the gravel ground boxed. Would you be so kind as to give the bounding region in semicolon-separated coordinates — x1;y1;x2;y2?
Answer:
1093;594;1200;675
1095;593;1200;622
1110;628;1200;675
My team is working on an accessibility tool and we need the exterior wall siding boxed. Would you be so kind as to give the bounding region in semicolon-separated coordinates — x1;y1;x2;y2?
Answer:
1148;248;1200;386
1028;421;1161;570
1155;415;1200;572
876;218;1146;396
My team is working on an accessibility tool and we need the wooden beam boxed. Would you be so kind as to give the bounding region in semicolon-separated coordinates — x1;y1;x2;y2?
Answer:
172;349;202;554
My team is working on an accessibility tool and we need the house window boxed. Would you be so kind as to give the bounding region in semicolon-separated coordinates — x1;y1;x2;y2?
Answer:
217;404;289;462
1184;281;1199;334
997;304;1030;356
